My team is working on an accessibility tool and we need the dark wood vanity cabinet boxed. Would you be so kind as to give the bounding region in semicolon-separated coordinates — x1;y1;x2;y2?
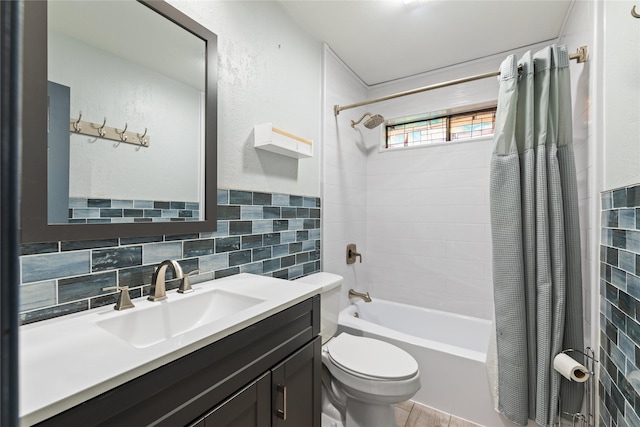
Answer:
193;372;271;427
35;296;321;427
193;337;321;427
271;339;320;427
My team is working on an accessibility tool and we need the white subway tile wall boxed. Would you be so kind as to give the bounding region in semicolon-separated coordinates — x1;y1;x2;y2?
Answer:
364;138;494;320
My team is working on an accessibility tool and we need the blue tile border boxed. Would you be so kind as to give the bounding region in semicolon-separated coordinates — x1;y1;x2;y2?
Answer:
68;198;199;223
19;189;321;325
600;183;640;426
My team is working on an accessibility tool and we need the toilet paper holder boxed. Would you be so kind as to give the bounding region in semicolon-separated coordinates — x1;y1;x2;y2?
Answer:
555;348;598;427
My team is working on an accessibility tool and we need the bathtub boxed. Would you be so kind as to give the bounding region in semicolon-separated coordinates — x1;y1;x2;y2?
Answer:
337;299;512;427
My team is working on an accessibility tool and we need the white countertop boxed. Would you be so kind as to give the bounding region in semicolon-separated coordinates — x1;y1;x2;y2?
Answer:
19;273;321;426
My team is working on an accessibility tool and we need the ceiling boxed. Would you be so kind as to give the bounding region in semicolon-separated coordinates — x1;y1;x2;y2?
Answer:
279;0;574;86
49;1;205;90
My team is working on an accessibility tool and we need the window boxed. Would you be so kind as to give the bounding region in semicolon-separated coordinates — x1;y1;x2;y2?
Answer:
385;107;496;149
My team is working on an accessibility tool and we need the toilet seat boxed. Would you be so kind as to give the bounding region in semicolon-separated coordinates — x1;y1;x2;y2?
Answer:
326;333;418;381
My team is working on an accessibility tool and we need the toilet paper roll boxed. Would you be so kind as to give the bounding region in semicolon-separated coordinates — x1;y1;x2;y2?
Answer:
553;353;590;383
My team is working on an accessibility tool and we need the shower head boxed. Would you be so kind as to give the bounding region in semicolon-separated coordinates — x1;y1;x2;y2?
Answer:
351;112;385;129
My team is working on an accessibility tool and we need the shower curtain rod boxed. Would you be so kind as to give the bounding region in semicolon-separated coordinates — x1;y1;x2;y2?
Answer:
333;45;588;116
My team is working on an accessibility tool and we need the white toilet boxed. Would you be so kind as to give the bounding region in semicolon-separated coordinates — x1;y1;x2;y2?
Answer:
296;272;421;427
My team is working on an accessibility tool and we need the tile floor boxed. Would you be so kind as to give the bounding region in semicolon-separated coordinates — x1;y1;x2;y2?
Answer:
395;401;482;427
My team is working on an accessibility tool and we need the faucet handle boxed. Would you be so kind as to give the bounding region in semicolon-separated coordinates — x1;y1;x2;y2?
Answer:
102;286;135;311
346;244;363;264
178;269;200;294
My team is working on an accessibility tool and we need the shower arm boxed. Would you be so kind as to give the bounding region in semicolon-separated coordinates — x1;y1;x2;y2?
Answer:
350;113;372;128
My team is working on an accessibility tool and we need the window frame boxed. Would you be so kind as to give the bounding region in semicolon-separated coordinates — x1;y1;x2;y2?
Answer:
382;103;497;151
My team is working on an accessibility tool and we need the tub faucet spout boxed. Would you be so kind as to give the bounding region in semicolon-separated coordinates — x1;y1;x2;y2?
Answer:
348;289;372;303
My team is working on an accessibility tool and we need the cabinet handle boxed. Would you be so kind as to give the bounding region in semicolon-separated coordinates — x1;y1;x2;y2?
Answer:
276;384;287;420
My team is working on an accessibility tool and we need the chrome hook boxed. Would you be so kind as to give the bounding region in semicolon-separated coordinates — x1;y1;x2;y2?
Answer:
138;127;148;146
118;123;128;142
97;117;107;137
72;112;82;132
632;5;640;18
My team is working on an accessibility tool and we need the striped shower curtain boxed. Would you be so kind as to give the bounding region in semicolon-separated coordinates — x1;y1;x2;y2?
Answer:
489;45;584;426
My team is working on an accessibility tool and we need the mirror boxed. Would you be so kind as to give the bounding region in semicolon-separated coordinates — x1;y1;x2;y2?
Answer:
21;0;217;243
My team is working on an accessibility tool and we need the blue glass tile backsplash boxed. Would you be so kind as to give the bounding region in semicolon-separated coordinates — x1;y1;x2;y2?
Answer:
19;189;321;325
600;184;640;427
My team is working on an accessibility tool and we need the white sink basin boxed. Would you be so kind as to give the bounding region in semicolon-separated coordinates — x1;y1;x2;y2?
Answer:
96;289;264;348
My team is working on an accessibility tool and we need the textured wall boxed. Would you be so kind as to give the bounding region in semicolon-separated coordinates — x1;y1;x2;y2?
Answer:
168;0;322;197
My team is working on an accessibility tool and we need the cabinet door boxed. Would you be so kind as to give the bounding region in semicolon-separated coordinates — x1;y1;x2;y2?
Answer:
201;372;271;427
271;336;321;427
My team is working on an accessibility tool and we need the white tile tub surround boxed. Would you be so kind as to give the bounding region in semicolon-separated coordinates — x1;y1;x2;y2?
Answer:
366;138;494;320
321;45;370;308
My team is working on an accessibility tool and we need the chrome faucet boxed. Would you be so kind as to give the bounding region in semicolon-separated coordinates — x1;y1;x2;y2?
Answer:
348;289;372;303
148;259;184;302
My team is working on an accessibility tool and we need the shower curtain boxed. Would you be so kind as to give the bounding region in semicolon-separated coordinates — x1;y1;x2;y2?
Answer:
489;45;584;426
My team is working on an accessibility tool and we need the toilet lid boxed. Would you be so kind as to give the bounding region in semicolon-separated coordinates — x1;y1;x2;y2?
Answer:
326;333;418;380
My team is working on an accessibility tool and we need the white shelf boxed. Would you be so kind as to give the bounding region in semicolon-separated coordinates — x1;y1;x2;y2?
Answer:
254;123;313;159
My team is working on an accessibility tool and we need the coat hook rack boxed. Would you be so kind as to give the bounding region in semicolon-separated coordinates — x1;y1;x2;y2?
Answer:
632;5;640;18
69;113;150;148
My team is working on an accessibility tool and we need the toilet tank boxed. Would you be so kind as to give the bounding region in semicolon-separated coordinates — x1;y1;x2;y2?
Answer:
295;272;343;344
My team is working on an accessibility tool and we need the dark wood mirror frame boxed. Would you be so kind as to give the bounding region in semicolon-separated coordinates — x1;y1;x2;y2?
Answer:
21;0;217;243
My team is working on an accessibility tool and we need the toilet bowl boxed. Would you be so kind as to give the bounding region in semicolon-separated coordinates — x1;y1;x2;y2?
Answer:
295;273;421;427
323;332;420;426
